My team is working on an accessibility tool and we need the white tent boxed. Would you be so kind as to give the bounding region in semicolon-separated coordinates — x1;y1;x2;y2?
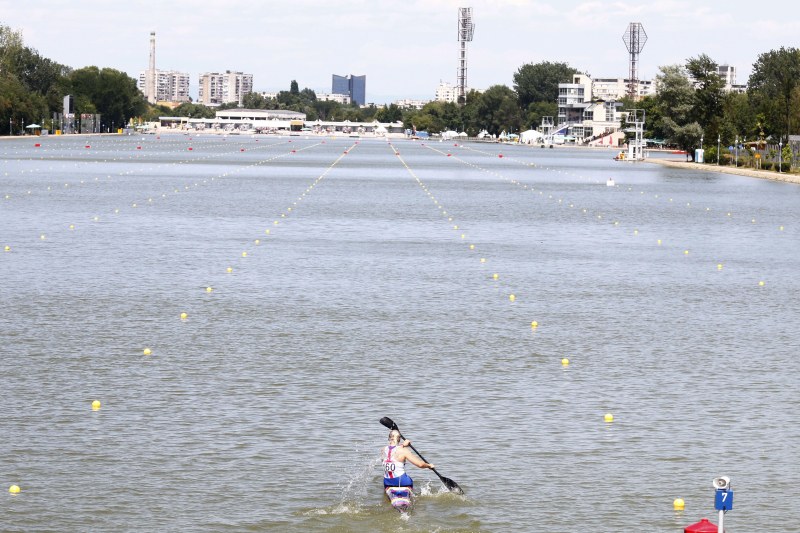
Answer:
477;130;489;139
442;130;458;140
520;129;544;144
457;131;468;137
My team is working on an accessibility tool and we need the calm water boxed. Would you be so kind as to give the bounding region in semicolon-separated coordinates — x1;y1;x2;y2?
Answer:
1;134;798;532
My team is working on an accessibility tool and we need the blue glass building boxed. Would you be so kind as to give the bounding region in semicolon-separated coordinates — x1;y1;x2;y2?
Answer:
331;74;366;106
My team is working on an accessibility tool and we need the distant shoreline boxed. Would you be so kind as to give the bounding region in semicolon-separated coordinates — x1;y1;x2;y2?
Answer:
645;158;800;185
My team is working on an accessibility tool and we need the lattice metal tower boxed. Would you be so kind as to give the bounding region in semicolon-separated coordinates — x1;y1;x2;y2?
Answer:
457;7;475;106
622;23;647;100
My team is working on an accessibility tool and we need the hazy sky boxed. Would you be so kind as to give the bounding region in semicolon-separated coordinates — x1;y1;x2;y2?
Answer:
2;0;798;104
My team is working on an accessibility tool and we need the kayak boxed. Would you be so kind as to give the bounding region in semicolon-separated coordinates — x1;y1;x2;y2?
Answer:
384;485;413;513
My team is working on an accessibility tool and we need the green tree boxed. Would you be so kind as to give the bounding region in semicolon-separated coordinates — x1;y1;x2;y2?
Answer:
172;102;216;119
241;92;266;109
375;103;402;123
513;61;577;110
290;79;299;95
655;65;702;158
748;47;800;141
312;99;339;120
719;91;755;145
66;66;147;126
686;54;725;141
524;101;557;131
476;85;521;135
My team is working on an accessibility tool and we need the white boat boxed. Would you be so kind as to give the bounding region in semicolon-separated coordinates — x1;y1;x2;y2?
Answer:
606;178;615;187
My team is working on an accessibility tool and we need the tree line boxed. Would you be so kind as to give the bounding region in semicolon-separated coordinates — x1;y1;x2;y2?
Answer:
2;20;799;165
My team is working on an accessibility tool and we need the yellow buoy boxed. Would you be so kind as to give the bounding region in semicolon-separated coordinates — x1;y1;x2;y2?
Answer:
634;229;638;235
8;485;20;494
684;250;689;255
531;321;538;328
143;347;152;356
254;239;260;245
3;245;9;252
561;358;569;366
657;239;662;245
492;273;499;280
759;280;765;286
40;234;46;240
779;226;784;231
206;287;213;293
673;498;685;510
717;264;723;270
469;244;475;250
461;234;466;239
509;294;516;302
265;229;270;234
180;312;188;320
91;400;101;410
226;267;233;273
480;258;486;263
69;224;75;230
604;413;614;423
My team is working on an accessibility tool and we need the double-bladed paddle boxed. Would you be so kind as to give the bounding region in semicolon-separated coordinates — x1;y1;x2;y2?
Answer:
380;416;464;494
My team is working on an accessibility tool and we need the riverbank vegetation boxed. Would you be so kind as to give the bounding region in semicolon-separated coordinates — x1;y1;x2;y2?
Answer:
1;21;798;171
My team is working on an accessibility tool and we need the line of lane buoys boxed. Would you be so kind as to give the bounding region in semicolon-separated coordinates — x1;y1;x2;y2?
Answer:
427;142;783;286
1;139;300;255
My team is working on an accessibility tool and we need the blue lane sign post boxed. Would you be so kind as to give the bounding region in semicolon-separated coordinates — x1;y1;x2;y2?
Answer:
715;489;733;511
712;476;733;533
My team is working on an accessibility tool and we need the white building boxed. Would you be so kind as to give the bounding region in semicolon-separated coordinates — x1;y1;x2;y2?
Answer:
553;74;630;144
716;64;746;93
394;99;430;109
435;81;458;103
592;78;654;101
199;71;254;106
138;70;191;103
317;93;351;104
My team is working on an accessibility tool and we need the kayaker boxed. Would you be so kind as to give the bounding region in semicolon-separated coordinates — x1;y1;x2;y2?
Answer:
382;429;435;488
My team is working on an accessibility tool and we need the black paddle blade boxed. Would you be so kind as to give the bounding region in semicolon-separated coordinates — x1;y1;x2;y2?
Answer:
379;417;398;430
441;475;464;495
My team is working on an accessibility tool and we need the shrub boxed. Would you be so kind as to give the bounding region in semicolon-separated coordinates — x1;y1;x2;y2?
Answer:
720;153;732;165
761;161;773;171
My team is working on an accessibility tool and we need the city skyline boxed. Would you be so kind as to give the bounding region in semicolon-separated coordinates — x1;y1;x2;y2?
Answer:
2;0;798;105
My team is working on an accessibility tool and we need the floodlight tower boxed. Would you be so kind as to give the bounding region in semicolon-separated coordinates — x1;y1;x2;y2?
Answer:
457;7;475;106
622;23;647;100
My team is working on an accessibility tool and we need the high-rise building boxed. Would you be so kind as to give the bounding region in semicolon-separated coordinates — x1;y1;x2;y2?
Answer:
199;71;253;106
331;74;366;106
138;70;191;103
435;81;458;103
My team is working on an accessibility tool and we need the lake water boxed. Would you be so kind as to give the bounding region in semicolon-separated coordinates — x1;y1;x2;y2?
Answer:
1;134;798;532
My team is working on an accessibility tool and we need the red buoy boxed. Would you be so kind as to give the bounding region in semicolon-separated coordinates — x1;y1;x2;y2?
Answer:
188;147;193;151
684;518;719;532
85;145;91;148
240;148;245;152
498;154;503;158
137;146;142;150
34;143;41;147
447;153;452;157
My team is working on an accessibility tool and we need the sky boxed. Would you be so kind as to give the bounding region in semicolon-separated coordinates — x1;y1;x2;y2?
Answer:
2;0;799;105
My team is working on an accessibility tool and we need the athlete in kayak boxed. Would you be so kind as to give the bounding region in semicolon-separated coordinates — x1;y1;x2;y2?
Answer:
382;429;435;512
